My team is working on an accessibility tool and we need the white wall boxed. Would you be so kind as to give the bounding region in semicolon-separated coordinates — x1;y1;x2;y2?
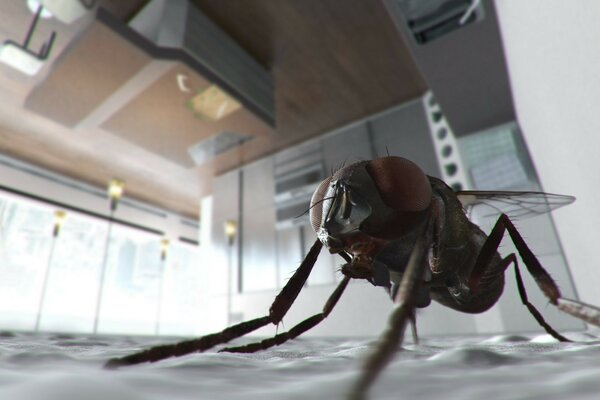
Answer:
495;1;600;306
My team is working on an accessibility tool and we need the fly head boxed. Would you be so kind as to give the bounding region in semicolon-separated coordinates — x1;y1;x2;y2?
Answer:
309;156;433;261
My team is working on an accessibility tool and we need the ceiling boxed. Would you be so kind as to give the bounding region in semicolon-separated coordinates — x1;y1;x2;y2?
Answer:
0;0;426;220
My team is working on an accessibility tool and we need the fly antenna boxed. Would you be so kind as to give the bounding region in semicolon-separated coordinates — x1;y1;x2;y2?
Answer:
295;196;336;218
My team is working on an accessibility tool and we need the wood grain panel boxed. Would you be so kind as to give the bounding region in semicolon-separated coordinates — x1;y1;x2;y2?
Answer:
0;0;427;219
25;23;152;127
103;62;273;167
193;0;427;142
192;0;428;178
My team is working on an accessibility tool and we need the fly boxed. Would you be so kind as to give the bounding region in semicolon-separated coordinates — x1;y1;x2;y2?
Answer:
103;156;600;400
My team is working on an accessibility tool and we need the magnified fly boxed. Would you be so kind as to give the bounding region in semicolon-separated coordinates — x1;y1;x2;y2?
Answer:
103;156;600;400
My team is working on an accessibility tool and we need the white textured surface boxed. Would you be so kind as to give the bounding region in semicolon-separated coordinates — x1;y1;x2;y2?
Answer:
1;330;600;399
495;0;600;307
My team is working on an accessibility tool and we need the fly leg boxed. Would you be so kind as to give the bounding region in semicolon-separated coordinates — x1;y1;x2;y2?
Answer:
221;275;351;353
390;282;421;344
500;215;600;327
408;310;419;345
104;240;323;369
469;213;600;337
222;252;354;352
556;297;600;327
348;215;433;400
510;254;570;341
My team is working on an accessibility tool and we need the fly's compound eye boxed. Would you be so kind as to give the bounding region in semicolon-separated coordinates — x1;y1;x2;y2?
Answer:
309;176;332;234
365;156;432;213
340;186;352;220
358;156;432;239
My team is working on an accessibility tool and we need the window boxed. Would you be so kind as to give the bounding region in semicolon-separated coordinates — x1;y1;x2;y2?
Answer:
0;195;53;330
0;191;202;336
37;211;107;333
158;242;202;335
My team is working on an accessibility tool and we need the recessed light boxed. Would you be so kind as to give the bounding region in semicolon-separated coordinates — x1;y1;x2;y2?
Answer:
188;85;241;121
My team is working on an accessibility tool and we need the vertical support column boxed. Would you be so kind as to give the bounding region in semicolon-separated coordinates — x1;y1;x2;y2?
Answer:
237;169;244;294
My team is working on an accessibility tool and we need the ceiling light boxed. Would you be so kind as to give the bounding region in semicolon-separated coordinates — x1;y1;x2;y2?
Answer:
31;0;97;24
0;2;56;75
0;43;45;75
26;0;53;18
188;84;241;121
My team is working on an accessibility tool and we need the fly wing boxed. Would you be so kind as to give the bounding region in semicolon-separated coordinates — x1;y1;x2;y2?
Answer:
456;190;575;220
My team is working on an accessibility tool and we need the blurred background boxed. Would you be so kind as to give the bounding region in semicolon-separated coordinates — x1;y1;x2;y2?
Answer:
0;0;598;340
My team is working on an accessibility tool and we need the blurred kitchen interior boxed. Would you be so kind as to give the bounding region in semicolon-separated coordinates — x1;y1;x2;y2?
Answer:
0;0;597;339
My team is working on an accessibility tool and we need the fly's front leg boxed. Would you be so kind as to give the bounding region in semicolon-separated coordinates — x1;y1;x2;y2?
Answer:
222;275;351;353
104;239;323;369
222;252;353;353
348;213;433;400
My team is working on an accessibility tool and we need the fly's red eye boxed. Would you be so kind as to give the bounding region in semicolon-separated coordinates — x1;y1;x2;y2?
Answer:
365;156;432;212
309;176;332;233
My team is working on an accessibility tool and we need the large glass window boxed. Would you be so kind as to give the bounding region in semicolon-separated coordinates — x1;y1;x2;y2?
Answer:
38;212;107;333
0;191;202;336
0;195;53;330
157;242;202;336
95;224;162;335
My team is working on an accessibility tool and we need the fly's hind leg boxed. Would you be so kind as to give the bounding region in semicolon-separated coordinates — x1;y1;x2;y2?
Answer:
469;213;600;337
510;254;570;341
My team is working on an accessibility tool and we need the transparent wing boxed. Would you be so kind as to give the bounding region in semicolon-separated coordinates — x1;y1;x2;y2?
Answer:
456;190;575;220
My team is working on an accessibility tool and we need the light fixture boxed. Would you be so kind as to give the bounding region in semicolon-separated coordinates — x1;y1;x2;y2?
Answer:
29;0;97;24
94;177;124;334
188;85;242;121
0;3;56;76
176;73;190;93
155;237;170;335
460;0;481;25
52;210;67;237
224;219;238;326
107;178;125;211
36;208;66;332
160;238;170;261
26;0;53;18
224;220;237;246
0;43;45;75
